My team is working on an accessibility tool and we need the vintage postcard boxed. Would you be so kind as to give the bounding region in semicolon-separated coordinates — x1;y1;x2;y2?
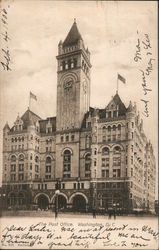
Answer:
0;0;158;249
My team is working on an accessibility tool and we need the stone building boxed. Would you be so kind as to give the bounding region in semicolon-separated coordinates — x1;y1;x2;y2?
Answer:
2;21;156;213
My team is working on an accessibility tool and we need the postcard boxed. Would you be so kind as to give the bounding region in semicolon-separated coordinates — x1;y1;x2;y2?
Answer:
0;0;158;249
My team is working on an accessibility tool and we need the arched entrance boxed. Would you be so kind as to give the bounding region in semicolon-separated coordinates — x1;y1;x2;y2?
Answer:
72;195;86;212
58;195;67;210
37;194;49;210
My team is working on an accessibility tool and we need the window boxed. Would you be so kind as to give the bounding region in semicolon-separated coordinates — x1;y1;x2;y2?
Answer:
61;136;64;142
46;156;51;174
108;111;111;118
102;147;109;155
94;160;96;166
113;157;121;166
85;154;91;177
11;174;16;181
126;145;128;152
94;148;97;155
102;126;106;134
35;165;39;172
131;168;133;176
87;122;91;128
132;132;133;139
126;168;127;177
71;135;74;141
113;169;120;178
102;158;109;168
11;164;16;172
81;183;84;189
118;124;121;131
66;135;69;142
113;146;121;154
131;156;133;164
30;154;32;160
131;145;133;152
11;155;16;162
18;173;24;181
63;150;71;178
113;125;116;132
113;111;117;117
102;136;106;142
62;183;65;189
102;170;109;178
108;126;111;132
132;122;134;128
126;156;128;165
30;164;32;170
19;164;24;171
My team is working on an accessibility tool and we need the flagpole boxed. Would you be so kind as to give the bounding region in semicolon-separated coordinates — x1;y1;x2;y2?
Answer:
116;74;118;94
29;92;31;110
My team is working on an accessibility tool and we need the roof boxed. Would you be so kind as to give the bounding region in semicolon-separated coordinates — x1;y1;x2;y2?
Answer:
110;93;127;116
63;20;83;47
21;109;41;129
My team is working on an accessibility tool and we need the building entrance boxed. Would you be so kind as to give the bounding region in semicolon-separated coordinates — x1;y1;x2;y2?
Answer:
37;194;49;210
72;195;86;212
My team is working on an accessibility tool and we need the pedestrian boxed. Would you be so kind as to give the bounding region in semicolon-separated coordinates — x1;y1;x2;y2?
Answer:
108;208;112;219
93;208;96;218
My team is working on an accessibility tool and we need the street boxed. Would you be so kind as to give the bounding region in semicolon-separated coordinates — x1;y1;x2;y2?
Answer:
1;210;158;220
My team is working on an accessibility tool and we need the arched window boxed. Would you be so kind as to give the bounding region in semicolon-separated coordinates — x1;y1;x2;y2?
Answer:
113;146;121;178
108;126;111;132
61;136;64;142
102;147;109;155
11;155;16;162
101;147;109;178
102;126;106;134
35;156;39;174
113;125;116;131
11;155;16;173
118;124;121;131
19;154;24;172
45;156;51;179
63;150;71;178
85;153;91;178
114;146;121;154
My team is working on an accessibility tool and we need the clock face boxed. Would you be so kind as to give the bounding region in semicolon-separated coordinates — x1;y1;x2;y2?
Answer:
64;79;73;89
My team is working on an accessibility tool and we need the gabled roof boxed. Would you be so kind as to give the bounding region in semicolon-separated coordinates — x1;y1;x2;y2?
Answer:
3;122;10;130
63;20;83;47
20;109;41;129
106;93;127;116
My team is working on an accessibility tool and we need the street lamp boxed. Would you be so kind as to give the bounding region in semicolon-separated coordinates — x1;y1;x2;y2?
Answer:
55;180;61;218
0;193;6;213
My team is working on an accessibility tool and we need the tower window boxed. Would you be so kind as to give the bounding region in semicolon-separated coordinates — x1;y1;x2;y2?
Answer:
71;135;74;141
66;135;69;142
63;150;71;178
73;58;77;68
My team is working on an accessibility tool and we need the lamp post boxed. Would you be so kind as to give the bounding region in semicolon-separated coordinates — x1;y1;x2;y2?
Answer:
55;180;61;218
0;192;6;214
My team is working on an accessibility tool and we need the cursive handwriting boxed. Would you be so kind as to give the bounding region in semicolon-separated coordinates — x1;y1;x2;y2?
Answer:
1;6;12;71
134;31;155;118
1;221;158;249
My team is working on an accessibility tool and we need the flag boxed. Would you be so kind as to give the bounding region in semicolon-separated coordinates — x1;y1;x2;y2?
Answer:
30;91;37;101
118;74;126;84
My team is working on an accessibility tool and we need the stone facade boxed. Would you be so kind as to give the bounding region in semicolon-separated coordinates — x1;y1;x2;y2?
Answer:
2;21;156;213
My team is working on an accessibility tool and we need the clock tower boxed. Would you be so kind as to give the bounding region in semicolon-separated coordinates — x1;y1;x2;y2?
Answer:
56;20;91;131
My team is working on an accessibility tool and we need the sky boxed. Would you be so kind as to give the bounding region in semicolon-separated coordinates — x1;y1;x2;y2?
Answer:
0;1;158;196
